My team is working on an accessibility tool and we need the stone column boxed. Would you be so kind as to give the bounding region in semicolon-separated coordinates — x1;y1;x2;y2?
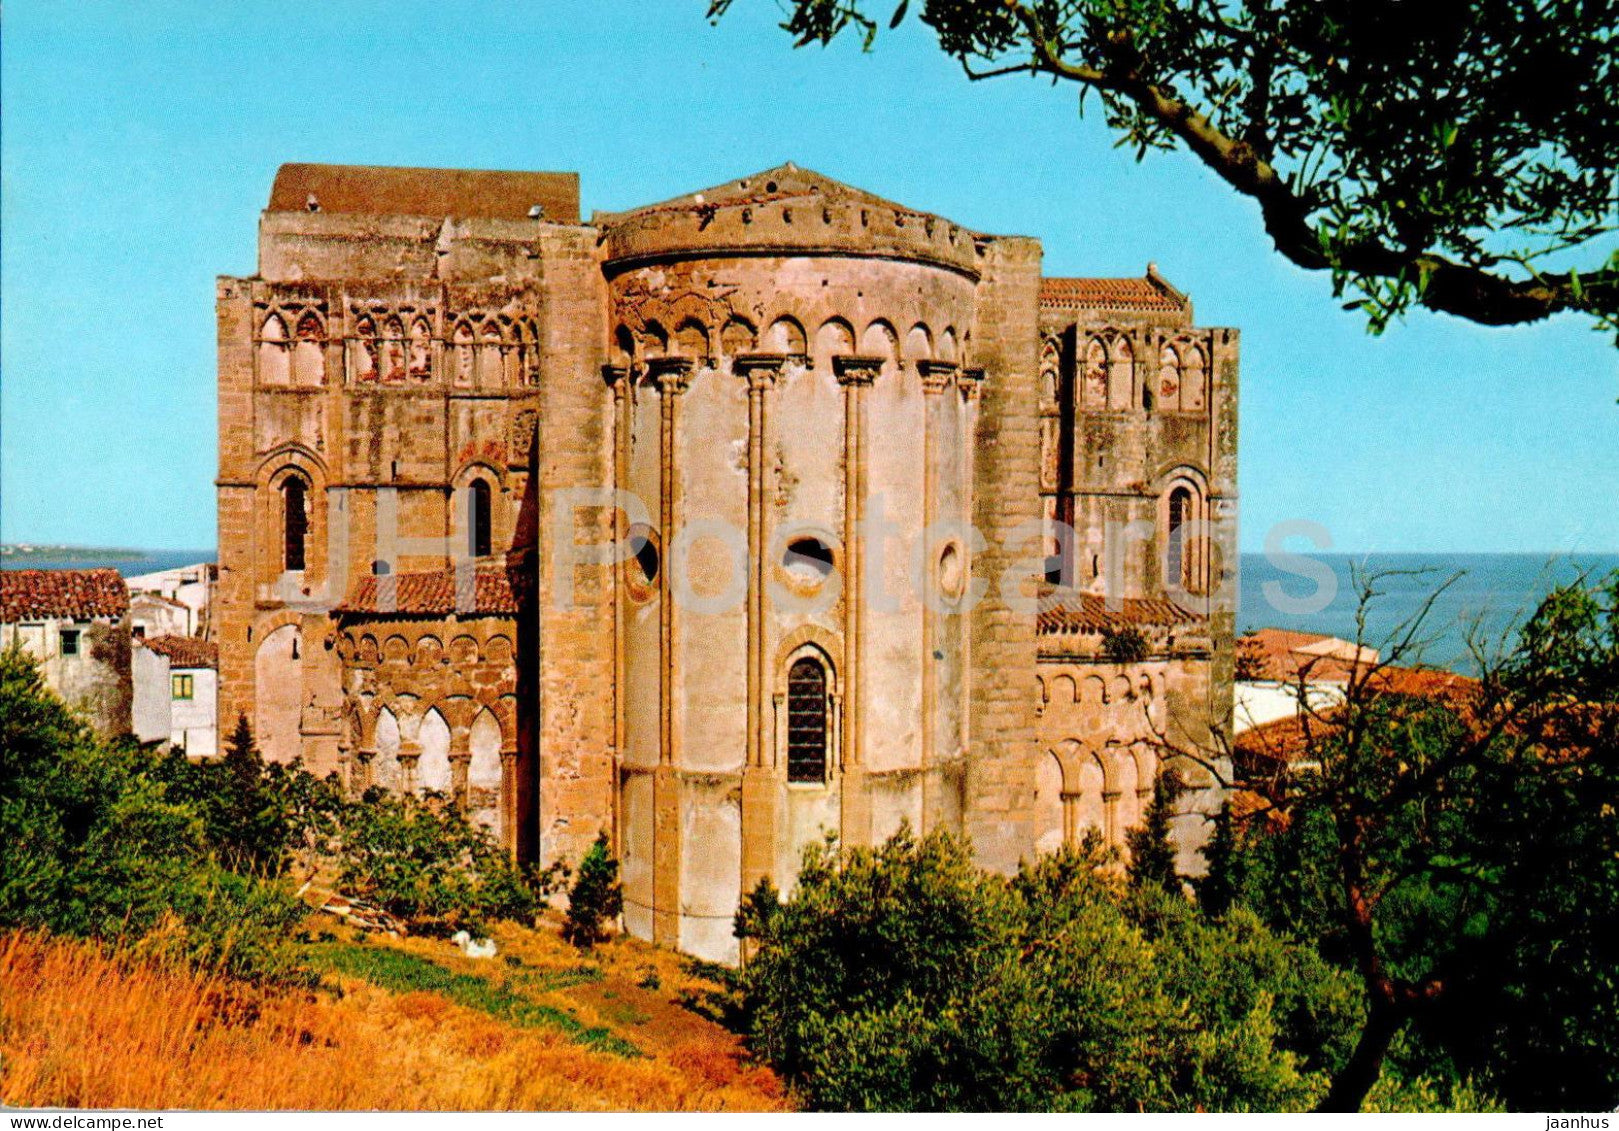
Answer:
735;354;786;896
833;355;883;849
603;364;630;861
500;749;519;858
917;360;957;832
647;356;693;946
449;728;471;811
958;367;984;762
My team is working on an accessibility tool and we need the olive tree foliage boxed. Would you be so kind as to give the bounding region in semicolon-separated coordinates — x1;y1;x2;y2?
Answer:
708;0;1619;335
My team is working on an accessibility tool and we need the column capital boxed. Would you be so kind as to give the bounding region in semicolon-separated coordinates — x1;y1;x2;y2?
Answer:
833;354;885;386
958;366;985;401
645;355;696;394
733;352;787;391
916;359;958;394
601;363;630;389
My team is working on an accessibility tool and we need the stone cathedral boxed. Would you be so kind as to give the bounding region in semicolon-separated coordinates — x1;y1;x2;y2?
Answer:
216;162;1238;961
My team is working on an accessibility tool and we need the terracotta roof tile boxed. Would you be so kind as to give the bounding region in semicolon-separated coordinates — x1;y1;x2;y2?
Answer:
1040;274;1186;313
1037;594;1206;635
1238;628;1378;683
141;635;218;669
338;560;527;617
1;568;128;622
269;163;580;224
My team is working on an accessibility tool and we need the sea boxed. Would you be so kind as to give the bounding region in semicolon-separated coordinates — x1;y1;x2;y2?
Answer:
1237;552;1619;673
5;548;1615;676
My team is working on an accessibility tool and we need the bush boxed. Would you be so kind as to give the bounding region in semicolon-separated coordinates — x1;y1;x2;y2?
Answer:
0;646;304;984
1101;626;1151;663
562;831;623;948
735;825;1357;1111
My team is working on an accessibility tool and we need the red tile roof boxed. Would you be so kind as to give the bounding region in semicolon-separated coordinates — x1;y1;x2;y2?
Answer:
268;163;580;224
1037;594;1206;635
1238;628;1377;683
141;635;218;670
0;568;128;622
338;561;525;617
1040;274;1186;313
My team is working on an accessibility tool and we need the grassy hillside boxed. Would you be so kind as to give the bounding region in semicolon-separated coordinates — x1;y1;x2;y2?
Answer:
0;919;788;1111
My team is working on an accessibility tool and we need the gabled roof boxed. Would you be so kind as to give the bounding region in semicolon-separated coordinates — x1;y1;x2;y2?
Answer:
1037;594;1205;635
142;635;218;670
0;568;128;622
338;560;527;617
268;163;580;224
606;162;938;223
1040;269;1188;314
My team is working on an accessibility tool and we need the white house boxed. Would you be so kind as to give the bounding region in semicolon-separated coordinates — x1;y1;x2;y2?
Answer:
137;635;219;758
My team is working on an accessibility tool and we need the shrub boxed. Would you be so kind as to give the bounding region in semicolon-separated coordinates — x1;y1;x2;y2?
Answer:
736;825;1359;1112
562;831;623;948
1101;626;1151;664
0;646;304;984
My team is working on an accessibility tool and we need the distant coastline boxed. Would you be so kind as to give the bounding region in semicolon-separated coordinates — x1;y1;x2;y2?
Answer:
0;546;215;575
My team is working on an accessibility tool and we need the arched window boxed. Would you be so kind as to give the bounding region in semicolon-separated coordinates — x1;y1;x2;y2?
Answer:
1167;485;1192;592
469;479;492;559
786;656;829;783
282;477;308;572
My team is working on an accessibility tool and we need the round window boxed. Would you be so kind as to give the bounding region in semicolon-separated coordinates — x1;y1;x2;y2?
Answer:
782;535;836;588
624;523;661;603
938;541;966;600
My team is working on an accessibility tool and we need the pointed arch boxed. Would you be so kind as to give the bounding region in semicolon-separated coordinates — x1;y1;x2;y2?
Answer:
351;315;378;383
674;317;709;361
477;319;504;387
720;316;756;357
764;315;806;356
1181;342;1207;412
258;312;290;385
453;321;475;386
417;708;451;796
641;320;668;359
1083;336;1108;408
1107;334;1134;412
904;322;933;364
859;319;898;361
1158;343;1181;407
1041;337;1062;404
467;706;504;837
373;707;402;793
409;317;432;381
292;311;324;386
813;317;855;362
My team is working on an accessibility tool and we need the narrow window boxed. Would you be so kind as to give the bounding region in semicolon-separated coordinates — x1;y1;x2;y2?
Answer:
786;656;829;783
60;629;80;657
1167;486;1191;591
172;673;194;700
283;478;308;572
469;479;492;558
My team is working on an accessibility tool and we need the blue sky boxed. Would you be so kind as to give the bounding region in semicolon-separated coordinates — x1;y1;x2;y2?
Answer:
2;0;1614;553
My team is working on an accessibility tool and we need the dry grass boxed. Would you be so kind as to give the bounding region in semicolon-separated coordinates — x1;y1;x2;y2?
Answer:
0;929;789;1111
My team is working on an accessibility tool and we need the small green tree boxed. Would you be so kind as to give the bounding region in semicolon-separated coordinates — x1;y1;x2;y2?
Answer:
562;830;623;948
1126;766;1186;894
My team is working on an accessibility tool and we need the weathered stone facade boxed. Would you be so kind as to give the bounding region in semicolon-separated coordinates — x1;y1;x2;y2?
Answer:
217;162;1237;962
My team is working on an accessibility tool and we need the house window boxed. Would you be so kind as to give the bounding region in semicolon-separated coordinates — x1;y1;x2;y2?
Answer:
786;656;830;783
469;479;492;559
172;673;194;700
132;625;146;641
283;477;308;572
60;629;80;656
